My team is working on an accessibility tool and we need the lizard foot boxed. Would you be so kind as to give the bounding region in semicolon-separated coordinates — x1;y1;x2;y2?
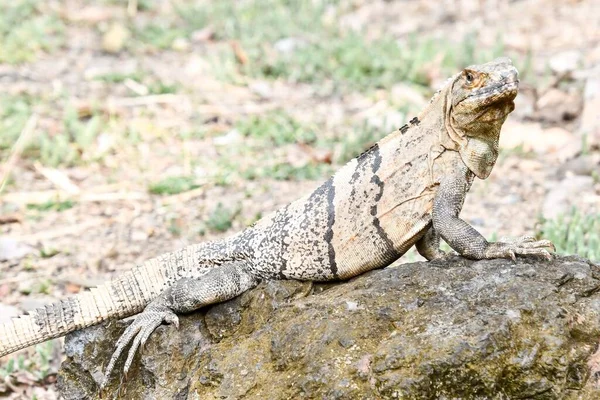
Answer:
100;304;179;389
484;236;555;261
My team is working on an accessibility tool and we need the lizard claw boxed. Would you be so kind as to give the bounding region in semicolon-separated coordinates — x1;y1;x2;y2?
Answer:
100;305;178;389
484;236;555;261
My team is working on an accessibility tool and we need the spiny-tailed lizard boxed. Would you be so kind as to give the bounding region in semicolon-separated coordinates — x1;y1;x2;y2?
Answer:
0;58;556;390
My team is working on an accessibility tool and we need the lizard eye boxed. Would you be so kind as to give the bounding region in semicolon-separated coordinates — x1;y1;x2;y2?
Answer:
465;71;474;84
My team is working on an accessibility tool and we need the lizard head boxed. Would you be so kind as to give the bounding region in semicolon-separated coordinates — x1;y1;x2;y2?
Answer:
451;57;518;114
444;57;519;179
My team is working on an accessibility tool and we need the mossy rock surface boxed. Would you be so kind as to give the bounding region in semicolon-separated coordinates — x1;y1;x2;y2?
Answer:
58;256;600;399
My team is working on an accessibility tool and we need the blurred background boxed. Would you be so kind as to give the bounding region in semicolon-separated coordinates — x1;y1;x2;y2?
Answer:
0;0;598;397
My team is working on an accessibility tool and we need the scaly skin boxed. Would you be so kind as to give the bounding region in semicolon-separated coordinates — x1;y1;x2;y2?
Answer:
0;58;555;391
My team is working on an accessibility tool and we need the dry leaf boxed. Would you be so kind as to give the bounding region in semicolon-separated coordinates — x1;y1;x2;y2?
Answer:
65;283;82;294
0;214;21;225
230;41;249;65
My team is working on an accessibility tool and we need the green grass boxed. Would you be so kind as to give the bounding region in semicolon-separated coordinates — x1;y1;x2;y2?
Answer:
168;216;182;236
93;71;145;84
99;0;153;11
18;279;51;295
175;0;337;45
496;144;536;165
27;200;75;212
245;33;433;88
211;111;334;183
63;108;103;158
0;96;100;167
0;341;55;381
134;22;187;50
148;176;200;195
39;247;60;258
147;80;180;95
37;132;79;167
243;162;332;181
94;70;181;95
238;32;508;90
201;202;241;234
36;108;105;167
212;114;406;184
0;97;107;167
129;0;510;90
0;95;33;155
336;123;391;164
235;110;317;145
0;0;65;63
539;209;600;261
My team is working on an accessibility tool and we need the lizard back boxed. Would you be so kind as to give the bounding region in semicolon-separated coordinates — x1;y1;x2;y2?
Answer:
243;91;463;281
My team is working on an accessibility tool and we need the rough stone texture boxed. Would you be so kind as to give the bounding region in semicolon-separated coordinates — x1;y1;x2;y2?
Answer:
57;256;600;399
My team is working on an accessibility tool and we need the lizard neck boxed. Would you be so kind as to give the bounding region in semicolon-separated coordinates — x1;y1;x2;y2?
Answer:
434;82;506;180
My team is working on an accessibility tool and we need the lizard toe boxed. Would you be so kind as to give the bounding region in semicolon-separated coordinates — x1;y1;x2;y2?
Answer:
483;243;517;260
500;236;553;250
516;235;536;244
484;236;555;262
500;235;536;244
101;322;141;388
123;318;163;375
101;305;178;389
512;239;556;259
513;247;554;261
520;239;555;251
140;314;178;350
164;312;179;329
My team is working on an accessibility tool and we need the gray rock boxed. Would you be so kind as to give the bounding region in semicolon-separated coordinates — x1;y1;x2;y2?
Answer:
536;88;582;123
57;256;600;399
542;175;594;219
549;50;582;74
0;304;20;324
0;237;35;261
557;154;600;178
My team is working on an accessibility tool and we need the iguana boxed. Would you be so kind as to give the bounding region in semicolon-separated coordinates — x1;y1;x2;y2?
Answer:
0;58;555;389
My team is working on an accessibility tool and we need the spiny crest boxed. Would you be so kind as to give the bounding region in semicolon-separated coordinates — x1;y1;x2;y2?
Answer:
428;72;461;104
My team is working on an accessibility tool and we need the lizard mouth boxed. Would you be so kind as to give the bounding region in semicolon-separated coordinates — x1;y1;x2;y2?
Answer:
467;79;519;102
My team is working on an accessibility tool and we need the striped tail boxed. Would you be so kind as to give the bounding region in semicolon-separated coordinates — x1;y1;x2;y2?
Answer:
0;256;169;358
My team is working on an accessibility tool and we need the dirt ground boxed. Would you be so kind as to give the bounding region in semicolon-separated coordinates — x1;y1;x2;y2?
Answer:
0;0;599;398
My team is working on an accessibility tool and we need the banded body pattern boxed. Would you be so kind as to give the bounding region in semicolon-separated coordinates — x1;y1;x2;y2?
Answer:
244;92;463;280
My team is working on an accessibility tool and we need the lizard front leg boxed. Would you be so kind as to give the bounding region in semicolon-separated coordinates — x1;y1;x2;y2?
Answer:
432;166;554;261
100;261;258;389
